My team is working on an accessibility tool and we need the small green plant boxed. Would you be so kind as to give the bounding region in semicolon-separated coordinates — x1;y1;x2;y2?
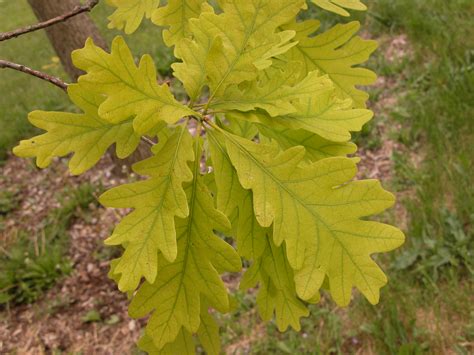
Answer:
0;189;20;215
393;208;473;284
0;183;98;305
0;230;72;305
82;309;102;323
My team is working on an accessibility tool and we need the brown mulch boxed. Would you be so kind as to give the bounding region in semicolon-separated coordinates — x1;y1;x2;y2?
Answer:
0;156;144;354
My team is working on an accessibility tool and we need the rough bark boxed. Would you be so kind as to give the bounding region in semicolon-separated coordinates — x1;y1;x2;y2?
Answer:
27;0;107;80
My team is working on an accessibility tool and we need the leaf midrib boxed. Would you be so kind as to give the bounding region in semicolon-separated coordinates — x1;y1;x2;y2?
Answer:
224;132;378;301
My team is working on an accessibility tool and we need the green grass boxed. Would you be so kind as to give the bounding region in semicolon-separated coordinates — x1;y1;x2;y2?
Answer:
0;183;98;306
368;0;474;281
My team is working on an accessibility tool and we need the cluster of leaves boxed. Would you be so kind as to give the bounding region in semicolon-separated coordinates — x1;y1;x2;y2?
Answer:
14;0;404;353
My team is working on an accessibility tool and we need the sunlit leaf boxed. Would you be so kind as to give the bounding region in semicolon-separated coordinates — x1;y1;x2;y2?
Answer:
106;0;159;34
100;126;194;291
220;130;405;305
72;36;197;134
310;0;367;17
151;0;206;47
13;83;140;175
128;139;241;349
283;20;377;107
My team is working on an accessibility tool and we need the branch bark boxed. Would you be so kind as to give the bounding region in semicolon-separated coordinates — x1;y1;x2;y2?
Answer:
0;0;100;42
0;60;68;91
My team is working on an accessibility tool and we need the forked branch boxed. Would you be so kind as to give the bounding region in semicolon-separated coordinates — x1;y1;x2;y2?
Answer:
0;0;100;42
0;60;68;91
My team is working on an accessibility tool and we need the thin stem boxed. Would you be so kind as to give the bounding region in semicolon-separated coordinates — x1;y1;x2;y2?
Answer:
201;115;221;132
0;0;100;42
0;59;68;91
141;136;156;146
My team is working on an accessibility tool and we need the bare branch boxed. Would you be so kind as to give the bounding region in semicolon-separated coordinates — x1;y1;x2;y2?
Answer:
0;0;100;42
0;60;68;91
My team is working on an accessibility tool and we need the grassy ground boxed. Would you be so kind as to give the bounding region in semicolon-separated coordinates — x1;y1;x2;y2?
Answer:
0;0;473;353
0;183;97;305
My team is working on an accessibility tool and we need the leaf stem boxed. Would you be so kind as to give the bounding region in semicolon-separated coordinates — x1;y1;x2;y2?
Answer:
141;136;156;146
201;115;222;133
0;0;100;42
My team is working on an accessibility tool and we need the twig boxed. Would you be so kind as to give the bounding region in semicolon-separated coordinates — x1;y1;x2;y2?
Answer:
0;59;68;91
141;136;156;146
0;0;100;42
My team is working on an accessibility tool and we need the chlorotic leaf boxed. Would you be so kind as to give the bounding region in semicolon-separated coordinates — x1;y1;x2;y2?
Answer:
151;0;206;47
106;0;159;34
13;83;140;175
128;139;241;350
258;245;309;332
283;20;377;107
257;125;357;162
275;94;372;142
209;65;332;117
72;36;197;134
208;128;307;331
99;126;194;291
137;304;220;355
138;329;194;355
205;0;305;97
220;130;405;305
171;3;215;101
173;0;305;100
310;0;367;17
226;88;372;142
207;129;267;260
241;90;373;142
197;304;221;355
243;236;309;332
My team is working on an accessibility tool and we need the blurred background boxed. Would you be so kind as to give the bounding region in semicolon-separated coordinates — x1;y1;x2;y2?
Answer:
0;0;473;353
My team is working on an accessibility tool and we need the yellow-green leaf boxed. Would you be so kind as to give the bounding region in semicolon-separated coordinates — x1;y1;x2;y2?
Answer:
311;0;367;17
283;20;377;107
106;0;159;34
151;0;206;47
138;329;194;355
257;125;357;162
128;139;241;350
138;304;220;355
72;36;197;134
209;65;332;117
13;83;140;175
173;0;305;101
208;128;307;330
99;126;194;291
221;131;405;305
278;95;372;142
207;129;267;260
171;3;215;101
197;304;221;355
242;236;309;331
227;88;372;143
205;0;305;97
